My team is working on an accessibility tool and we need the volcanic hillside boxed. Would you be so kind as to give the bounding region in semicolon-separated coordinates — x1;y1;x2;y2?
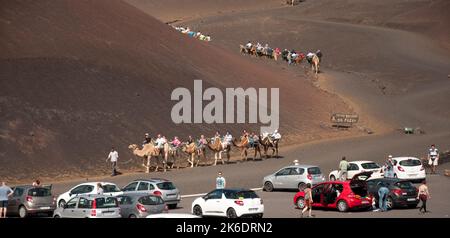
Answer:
0;0;350;181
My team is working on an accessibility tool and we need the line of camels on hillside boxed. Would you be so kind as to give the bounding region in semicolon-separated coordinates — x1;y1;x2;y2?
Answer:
128;135;280;173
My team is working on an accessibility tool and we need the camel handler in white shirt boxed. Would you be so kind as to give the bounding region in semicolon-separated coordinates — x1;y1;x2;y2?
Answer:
106;146;119;176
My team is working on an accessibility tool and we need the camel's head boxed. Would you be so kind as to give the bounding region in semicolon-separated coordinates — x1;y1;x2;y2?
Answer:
128;144;137;150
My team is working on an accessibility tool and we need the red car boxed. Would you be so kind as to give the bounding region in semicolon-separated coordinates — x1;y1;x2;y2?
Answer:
293;171;373;212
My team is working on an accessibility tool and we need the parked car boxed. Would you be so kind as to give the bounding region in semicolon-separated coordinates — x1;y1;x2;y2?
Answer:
192;189;264;218
147;213;200;218
116;193;166;218
329;160;384;180
53;194;121;218
7;185;56;218
56;182;122;207
391;157;426;182
263;165;326;192
367;178;419;209
122;178;181;209
294;171;373;212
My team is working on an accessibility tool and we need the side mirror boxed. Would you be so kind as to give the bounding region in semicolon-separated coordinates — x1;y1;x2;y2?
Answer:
69;192;73;197
63;204;68;209
203;196;208;201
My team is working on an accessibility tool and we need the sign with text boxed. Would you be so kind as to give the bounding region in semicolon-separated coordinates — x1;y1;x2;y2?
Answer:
331;113;359;127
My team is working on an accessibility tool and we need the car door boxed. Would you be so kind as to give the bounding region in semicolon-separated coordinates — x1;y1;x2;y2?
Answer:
116;195;131;217
203;190;223;216
287;168;303;189
273;168;291;188
62;197;79;218
311;184;325;207
347;163;360;179
137;182;150;193
75;197;91;218
8;187;23;215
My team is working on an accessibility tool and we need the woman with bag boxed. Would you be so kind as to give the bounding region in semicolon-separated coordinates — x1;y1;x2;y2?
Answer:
301;183;314;218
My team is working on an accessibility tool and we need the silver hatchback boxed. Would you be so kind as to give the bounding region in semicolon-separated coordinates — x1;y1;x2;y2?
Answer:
117;193;166;218
53;195;121;218
263;165;326;192
122;178;181;209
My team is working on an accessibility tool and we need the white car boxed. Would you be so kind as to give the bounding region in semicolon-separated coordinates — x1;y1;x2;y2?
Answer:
146;213;200;218
329;160;384;181
57;182;123;207
191;189;264;218
391;157;426;182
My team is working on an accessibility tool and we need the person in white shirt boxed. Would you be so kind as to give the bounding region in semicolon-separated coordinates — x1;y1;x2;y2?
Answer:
216;172;226;189
245;41;252;49
106;147;119;176
428;144;439;174
223;132;233;148
155;134;166;149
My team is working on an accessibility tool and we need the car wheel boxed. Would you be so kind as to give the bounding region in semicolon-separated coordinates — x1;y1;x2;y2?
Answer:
53;215;60;218
330;175;336;181
129;214;137;218
264;182;274;192
296;197;305;209
18;206;28;218
58;199;66;208
168;204;177;209
298;182;306;191
337;200;349;212
193;205;203;217
386;197;394;210
226;208;238;218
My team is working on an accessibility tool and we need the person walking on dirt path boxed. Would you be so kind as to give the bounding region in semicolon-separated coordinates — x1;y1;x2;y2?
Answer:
428;144;439;174
418;180;430;214
106;146;119;176
216;172;226;189
0;181;13;218
338;156;349;181
301;183;314;218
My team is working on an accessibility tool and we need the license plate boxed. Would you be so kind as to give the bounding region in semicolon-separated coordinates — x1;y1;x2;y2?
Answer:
101;210;114;214
39;207;50;210
407;198;416;201
249;208;258;211
361;201;369;204
408;174;417;177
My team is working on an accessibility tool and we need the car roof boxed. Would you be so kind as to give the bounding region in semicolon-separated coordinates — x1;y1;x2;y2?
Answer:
119;193;158;198
219;188;254;192
392;157;420;161
368;177;401;182
75;194;117;199
349;160;377;164
131;178;170;183
287;165;320;169
75;182;117;186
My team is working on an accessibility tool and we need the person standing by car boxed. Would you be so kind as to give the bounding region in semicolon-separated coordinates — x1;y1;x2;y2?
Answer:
216;172;226;189
418;180;430;213
338;157;349;181
428;144;439;174
97;183;104;195
106;146;119;176
384;155;394;178
378;182;390;212
301;183;313;218
0;181;14;218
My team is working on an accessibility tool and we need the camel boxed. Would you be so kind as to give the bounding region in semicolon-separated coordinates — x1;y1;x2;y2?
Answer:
207;137;231;165
259;135;279;158
164;143;181;169
294;53;305;65
128;144;161;173
239;44;246;54
310;54;320;75
181;142;200;168
232;136;249;161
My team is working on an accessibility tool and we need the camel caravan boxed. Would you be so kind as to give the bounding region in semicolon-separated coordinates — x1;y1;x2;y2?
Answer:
128;130;282;173
172;26;212;42
239;41;323;75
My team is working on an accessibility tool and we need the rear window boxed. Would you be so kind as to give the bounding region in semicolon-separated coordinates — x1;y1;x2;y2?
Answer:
138;196;164;205
95;197;118;208
307;167;322;175
224;190;259;199
28;188;51;197
399;159;421;166
361;162;381;169
103;185;120;193
395;181;415;189
156;182;176;190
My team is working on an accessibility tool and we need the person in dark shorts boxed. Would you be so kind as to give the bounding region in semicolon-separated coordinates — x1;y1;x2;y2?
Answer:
0;181;14;218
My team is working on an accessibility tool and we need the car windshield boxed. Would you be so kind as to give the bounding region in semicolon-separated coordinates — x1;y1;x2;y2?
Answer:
307;167;322;175
361;162;380;169
28;187;52;197
399;159;421;166
395;181;415;189
95;197;118;208
156;182;176;190
138;196;164;205
103;185;120;193
224;190;259;199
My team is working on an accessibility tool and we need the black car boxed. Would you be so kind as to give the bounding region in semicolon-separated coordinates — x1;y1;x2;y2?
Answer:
367;178;419;209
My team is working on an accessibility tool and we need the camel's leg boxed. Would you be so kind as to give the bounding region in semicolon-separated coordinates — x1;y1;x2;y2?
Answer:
214;152;218;166
244;148;248;161
146;157;150;173
190;153;195;168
